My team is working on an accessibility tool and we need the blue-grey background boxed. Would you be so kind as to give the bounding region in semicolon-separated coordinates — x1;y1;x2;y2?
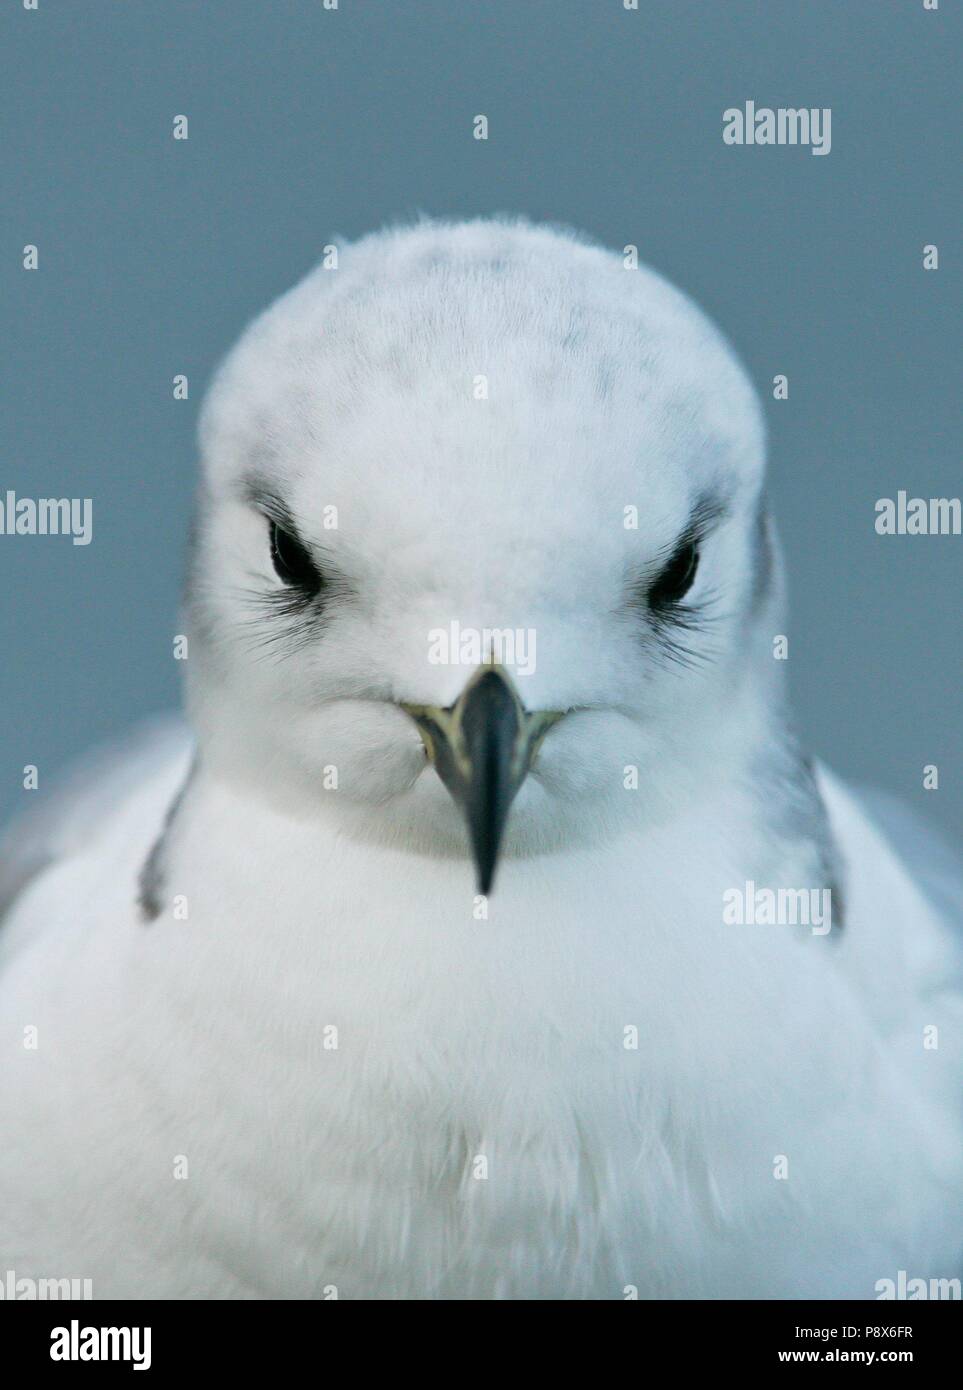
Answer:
1;0;959;835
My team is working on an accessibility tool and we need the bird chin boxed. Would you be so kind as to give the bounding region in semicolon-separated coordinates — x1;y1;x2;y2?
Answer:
371;761;619;865
393;764;486;854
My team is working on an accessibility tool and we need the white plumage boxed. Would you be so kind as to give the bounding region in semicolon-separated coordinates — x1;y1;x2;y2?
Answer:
1;219;960;1299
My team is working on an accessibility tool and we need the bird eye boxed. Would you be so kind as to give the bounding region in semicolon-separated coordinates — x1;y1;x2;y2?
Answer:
269;520;322;594
649;541;699;607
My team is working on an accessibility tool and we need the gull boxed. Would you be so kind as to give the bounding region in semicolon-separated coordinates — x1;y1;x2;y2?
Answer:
1;218;960;1300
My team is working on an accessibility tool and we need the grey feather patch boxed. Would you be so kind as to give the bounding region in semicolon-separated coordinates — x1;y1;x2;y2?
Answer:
753;736;846;936
138;758;196;923
749;504;775;615
799;754;846;934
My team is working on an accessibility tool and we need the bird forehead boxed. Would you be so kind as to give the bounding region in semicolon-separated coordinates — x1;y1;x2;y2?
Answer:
254;409;704;561
199;223;765;520
216;352;729;533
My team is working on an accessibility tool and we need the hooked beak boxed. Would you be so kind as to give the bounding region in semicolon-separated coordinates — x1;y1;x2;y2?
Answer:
402;666;563;895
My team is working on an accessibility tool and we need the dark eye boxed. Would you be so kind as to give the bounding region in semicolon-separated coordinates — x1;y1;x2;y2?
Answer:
269;521;322;594
649;541;699;608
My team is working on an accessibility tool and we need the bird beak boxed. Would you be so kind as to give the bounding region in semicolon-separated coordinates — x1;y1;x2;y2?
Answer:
402;666;563;895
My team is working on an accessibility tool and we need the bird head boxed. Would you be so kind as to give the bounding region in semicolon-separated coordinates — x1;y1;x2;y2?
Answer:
186;219;776;893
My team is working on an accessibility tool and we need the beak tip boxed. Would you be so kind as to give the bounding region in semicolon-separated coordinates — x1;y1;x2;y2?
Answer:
408;665;552;899
472;832;500;897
